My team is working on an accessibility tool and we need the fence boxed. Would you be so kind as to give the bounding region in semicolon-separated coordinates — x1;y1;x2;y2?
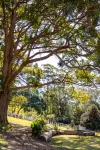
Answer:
8;113;34;121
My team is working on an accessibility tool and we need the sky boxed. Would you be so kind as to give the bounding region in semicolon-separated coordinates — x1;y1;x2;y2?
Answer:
38;55;59;67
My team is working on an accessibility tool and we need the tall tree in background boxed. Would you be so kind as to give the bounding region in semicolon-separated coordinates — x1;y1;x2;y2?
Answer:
0;0;99;123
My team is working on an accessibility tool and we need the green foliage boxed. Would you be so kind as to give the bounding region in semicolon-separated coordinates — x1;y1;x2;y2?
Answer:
73;102;86;125
9;95;27;114
45;124;54;131
73;109;84;125
23;64;43;86
46;114;55;120
75;70;94;83
72;89;90;102
0;124;12;132
54;125;59;131
42;66;71;117
31;118;46;136
80;104;100;130
24;108;38;119
12;89;46;115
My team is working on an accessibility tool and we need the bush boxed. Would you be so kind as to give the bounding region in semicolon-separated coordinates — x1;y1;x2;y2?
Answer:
45;124;54;131
54;125;59;130
0;124;12;132
80;104;100;130
31;118;46;136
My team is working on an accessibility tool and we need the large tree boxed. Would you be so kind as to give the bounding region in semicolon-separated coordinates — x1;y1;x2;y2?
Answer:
0;0;99;123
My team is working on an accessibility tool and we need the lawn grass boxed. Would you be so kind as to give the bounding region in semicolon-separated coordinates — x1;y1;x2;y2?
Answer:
46;124;75;130
8;116;32;127
51;134;100;150
0;137;9;150
58;124;75;130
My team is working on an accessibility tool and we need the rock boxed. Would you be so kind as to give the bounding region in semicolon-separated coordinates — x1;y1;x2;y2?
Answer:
39;129;95;142
78;130;95;136
59;130;65;135
63;130;78;135
52;130;58;136
82;131;95;136
40;131;52;142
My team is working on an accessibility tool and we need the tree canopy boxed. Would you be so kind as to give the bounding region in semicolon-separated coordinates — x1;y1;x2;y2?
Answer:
0;0;99;123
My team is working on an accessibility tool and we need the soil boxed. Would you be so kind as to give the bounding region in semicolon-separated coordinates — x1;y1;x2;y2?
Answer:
0;124;68;150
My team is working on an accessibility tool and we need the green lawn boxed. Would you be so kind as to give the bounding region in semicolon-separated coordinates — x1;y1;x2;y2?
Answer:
46;124;75;130
0;137;9;150
51;134;100;150
58;124;75;130
8;116;32;126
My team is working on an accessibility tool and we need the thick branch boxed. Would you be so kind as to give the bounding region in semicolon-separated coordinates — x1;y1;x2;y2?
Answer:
5;44;70;89
10;80;66;91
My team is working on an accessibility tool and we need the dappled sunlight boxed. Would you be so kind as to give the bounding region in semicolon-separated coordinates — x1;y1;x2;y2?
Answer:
8;116;31;126
0;137;10;150
52;134;100;150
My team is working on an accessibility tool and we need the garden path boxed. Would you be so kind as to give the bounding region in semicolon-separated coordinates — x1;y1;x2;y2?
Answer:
0;124;68;150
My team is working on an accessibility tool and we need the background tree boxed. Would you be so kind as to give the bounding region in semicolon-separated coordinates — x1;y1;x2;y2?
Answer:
9;95;27;115
26;90;46;114
73;102;87;125
80;104;100;130
12;89;46;115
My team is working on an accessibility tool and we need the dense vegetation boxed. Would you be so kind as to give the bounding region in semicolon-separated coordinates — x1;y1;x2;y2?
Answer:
80;105;100;130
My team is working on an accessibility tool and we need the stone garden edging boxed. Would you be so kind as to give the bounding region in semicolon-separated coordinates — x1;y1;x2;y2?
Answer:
40;130;95;142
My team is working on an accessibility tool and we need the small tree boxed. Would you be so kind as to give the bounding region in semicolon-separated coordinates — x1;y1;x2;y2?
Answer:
80;105;100;130
9;95;27;115
73;105;84;125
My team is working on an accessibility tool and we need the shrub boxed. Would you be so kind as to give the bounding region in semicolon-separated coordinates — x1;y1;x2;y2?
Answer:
54;125;59;130
31;118;46;136
80;104;100;130
45;124;54;131
0;124;12;132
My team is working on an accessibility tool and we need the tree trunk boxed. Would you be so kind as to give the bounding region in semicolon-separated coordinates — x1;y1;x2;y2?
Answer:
0;91;9;124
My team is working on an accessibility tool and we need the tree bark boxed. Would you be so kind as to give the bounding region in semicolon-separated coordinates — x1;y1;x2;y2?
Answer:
0;90;9;124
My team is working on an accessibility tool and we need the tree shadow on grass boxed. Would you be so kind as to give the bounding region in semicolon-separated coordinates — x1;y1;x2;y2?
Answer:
52;135;100;150
0;138;10;150
0;143;10;150
0;124;57;150
2;131;57;150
